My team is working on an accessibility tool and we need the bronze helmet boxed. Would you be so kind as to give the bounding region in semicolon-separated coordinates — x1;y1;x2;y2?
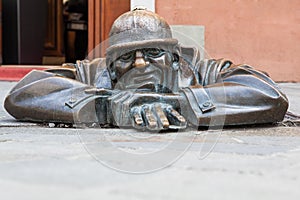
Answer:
106;8;178;55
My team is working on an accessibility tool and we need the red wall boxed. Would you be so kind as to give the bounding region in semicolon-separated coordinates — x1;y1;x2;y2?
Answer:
156;0;300;82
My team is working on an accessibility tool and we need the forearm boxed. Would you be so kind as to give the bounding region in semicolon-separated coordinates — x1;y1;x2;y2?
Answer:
181;68;288;126
4;70;97;123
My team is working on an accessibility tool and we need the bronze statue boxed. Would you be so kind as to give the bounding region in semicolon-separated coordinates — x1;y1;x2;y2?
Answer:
4;9;289;131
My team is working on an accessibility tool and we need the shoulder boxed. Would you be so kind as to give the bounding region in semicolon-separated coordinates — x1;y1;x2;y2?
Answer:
197;58;233;85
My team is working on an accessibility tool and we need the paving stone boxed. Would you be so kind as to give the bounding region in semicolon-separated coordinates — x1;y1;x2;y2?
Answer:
0;81;299;200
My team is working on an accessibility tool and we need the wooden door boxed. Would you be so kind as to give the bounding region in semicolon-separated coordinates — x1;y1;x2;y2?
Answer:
44;0;64;57
88;0;130;58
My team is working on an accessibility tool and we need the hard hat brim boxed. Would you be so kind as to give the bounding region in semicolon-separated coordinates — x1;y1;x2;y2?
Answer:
106;38;178;55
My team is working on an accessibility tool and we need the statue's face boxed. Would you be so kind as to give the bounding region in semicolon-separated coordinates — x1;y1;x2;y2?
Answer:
109;47;179;92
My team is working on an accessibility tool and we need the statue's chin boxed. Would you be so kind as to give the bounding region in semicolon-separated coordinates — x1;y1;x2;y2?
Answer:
114;69;162;91
115;83;173;94
115;81;157;91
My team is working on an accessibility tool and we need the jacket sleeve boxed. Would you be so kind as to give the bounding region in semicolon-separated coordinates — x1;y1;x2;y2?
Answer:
180;59;289;126
4;70;110;124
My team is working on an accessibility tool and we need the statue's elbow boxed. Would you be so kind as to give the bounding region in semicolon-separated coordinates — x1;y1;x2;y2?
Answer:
269;94;289;122
4;95;19;120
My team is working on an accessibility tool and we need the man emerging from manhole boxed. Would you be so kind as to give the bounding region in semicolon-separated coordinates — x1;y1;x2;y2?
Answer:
4;9;288;131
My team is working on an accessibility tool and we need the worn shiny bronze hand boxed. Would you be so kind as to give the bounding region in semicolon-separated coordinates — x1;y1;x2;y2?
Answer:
109;91;186;131
131;103;187;131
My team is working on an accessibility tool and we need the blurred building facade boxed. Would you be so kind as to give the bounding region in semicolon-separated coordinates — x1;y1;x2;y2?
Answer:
0;0;299;82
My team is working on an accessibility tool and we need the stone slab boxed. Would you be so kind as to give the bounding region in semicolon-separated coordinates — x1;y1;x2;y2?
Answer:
0;81;299;200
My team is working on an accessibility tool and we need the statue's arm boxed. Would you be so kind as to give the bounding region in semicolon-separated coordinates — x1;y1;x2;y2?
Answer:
4;70;108;124
180;59;289;126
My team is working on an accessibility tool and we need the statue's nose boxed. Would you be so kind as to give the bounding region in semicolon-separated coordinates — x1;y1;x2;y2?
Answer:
133;51;149;68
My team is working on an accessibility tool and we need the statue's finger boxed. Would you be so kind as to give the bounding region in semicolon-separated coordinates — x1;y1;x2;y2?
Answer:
142;105;158;130
110;92;132;127
131;107;144;129
165;106;187;129
154;103;169;129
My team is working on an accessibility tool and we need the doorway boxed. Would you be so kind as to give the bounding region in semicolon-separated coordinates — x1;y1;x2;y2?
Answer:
88;0;130;58
44;0;130;64
1;0;130;65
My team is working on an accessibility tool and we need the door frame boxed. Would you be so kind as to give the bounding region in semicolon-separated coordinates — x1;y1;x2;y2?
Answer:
88;0;130;58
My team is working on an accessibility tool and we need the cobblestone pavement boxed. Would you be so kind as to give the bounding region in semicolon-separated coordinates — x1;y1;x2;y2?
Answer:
0;81;299;200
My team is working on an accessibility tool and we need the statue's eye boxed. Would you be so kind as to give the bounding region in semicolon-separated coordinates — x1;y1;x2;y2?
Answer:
144;48;164;58
119;51;134;62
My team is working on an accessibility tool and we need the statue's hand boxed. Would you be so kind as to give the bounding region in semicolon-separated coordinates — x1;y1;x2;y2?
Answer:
109;91;187;131
131;103;187;131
